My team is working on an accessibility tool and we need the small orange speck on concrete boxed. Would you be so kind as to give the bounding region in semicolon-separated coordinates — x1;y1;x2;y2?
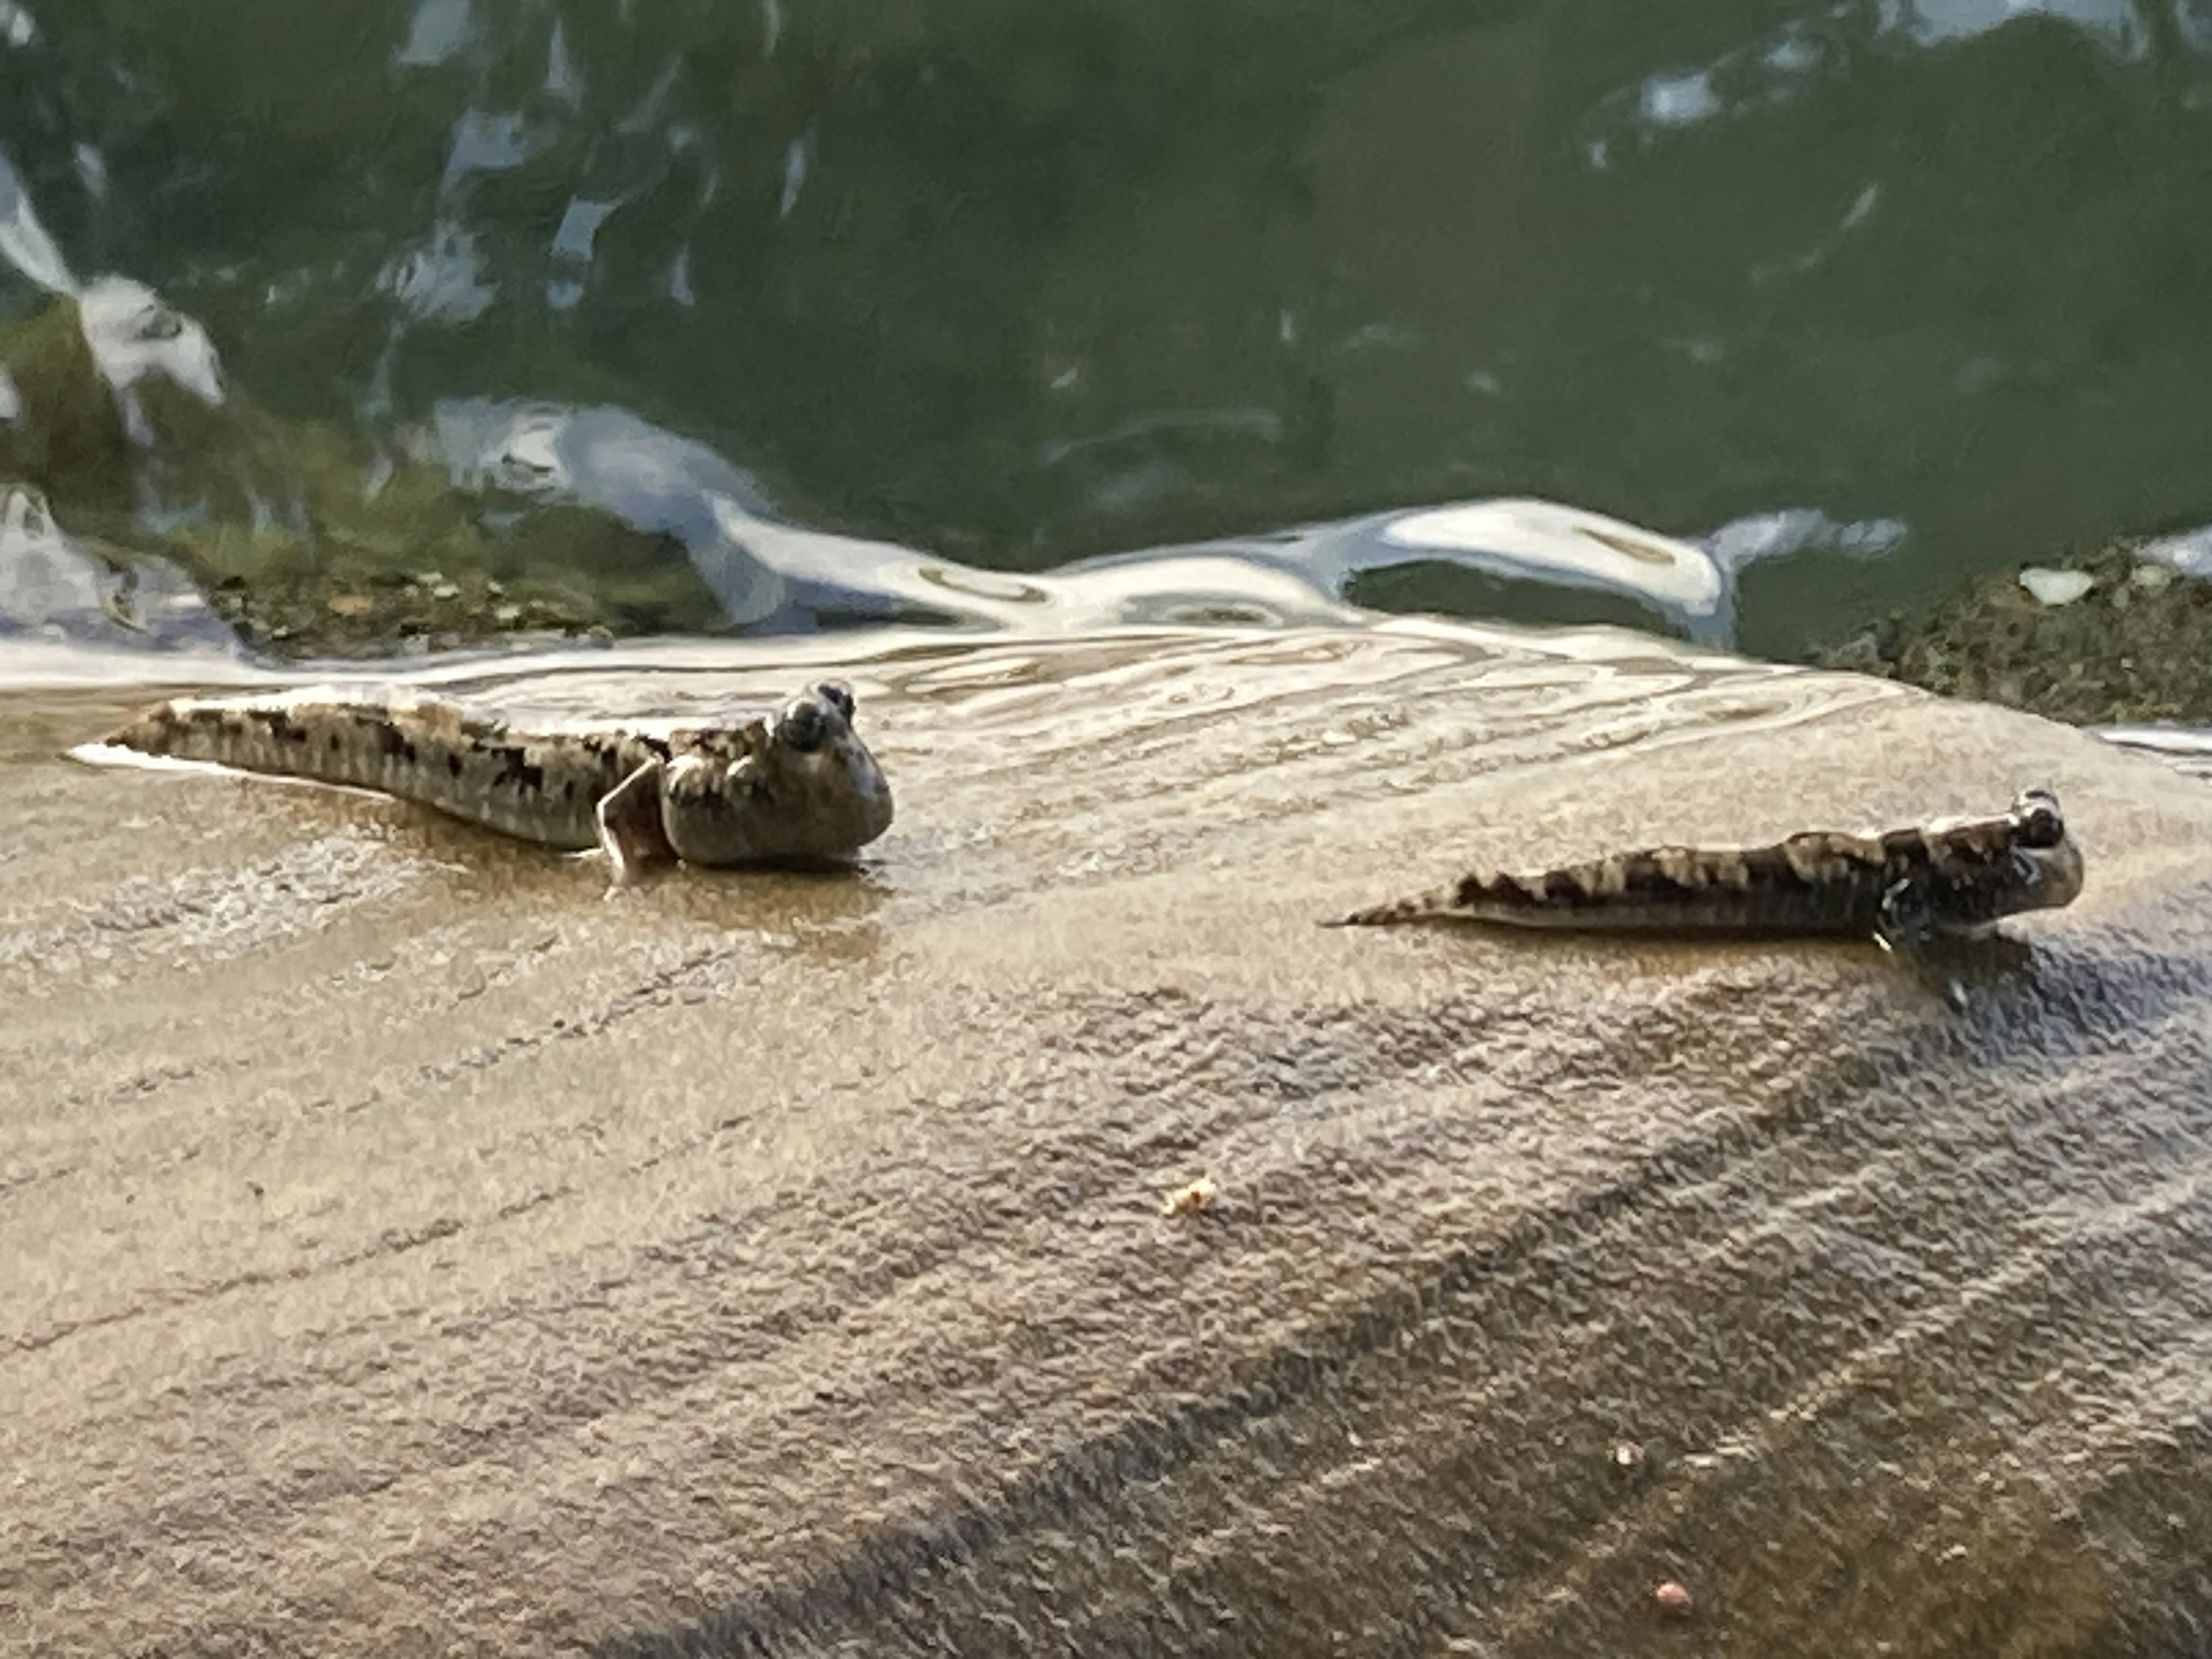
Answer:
1162;1175;1217;1218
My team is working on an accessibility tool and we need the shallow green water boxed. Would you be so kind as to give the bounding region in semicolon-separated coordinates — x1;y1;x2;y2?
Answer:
2;0;2209;658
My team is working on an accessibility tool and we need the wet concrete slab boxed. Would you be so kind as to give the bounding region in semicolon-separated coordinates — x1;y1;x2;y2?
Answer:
5;624;2211;1657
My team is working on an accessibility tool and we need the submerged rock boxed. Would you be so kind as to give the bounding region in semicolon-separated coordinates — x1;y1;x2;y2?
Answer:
1819;540;2212;725
0;292;725;658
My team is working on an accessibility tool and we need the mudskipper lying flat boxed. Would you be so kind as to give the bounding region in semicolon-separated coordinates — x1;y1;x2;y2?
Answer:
1331;788;2084;951
77;680;893;885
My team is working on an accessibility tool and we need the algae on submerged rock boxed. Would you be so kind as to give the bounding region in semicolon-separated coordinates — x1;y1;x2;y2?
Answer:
1819;540;2212;726
0;292;727;658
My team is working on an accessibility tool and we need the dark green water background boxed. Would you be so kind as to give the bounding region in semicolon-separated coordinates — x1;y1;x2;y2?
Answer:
3;0;2209;656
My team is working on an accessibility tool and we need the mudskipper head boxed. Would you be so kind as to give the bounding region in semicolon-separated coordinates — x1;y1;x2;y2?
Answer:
2004;786;2084;914
752;679;895;857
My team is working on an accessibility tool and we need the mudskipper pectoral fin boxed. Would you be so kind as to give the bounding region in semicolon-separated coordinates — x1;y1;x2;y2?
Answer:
1875;875;2036;1010
1873;877;1936;956
595;759;680;889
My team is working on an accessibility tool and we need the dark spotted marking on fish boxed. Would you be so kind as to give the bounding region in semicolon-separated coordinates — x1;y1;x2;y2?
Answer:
1330;789;2083;948
82;680;893;885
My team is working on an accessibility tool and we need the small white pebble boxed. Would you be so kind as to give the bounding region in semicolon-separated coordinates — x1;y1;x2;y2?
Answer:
2018;567;2094;607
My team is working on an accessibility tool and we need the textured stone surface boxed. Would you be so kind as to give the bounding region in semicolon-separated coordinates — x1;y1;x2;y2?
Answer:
5;623;2211;1657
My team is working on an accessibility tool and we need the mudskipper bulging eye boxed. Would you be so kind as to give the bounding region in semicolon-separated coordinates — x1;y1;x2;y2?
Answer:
815;681;855;721
2011;787;2065;849
776;698;827;752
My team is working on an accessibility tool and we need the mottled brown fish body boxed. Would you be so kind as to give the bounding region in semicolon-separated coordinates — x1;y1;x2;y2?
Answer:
1333;790;2084;940
103;694;660;850
1336;838;1895;933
